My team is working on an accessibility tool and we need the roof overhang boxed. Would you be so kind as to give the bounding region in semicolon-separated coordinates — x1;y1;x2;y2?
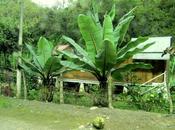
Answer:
132;36;172;60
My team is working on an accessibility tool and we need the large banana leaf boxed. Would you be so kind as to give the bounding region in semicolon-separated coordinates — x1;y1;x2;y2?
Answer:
95;39;117;76
78;14;103;61
108;4;116;21
20;57;43;77
25;43;43;71
117;37;149;57
59;50;80;59
59;50;96;69
51;67;67;77
116;42;154;65
44;57;62;78
114;16;134;46
114;7;136;47
62;36;90;59
103;15;114;45
37;37;53;68
19;64;36;76
118;7;136;22
60;60;85;71
90;0;101;27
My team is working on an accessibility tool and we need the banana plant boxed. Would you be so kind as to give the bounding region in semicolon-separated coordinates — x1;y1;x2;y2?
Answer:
59;5;154;107
20;37;65;102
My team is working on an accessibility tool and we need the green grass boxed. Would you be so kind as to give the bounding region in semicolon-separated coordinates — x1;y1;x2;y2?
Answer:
0;96;11;108
0;96;175;130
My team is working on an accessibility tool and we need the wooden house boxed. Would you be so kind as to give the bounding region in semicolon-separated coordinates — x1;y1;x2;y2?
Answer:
131;36;171;84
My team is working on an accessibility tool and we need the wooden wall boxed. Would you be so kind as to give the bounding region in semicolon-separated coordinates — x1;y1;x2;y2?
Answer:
63;70;97;80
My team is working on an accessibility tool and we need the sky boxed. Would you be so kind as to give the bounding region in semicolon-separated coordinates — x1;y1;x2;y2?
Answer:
31;0;70;8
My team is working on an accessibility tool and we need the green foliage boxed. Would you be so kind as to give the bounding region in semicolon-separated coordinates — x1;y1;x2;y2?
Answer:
0;96;11;108
127;85;169;113
21;37;63;79
115;0;175;41
28;89;39;100
169;56;175;87
53;91;94;107
92;116;105;129
59;4;153;106
21;37;65;102
113;100;138;110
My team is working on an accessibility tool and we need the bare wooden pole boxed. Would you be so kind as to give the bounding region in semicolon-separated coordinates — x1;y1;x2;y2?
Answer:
23;72;27;100
16;0;24;98
56;74;64;104
108;75;113;108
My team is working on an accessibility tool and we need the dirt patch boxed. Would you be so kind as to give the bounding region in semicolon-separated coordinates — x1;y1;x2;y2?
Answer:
0;97;174;130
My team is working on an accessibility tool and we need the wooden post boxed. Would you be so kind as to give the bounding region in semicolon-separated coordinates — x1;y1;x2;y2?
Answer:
23;72;27;100
59;74;64;104
165;60;173;114
79;83;85;93
108;75;113;108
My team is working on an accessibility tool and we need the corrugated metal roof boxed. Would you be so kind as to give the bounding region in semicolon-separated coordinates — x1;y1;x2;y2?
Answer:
132;36;171;60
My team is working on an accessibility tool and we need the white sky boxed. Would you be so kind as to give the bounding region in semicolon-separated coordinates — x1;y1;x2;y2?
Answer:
31;0;69;8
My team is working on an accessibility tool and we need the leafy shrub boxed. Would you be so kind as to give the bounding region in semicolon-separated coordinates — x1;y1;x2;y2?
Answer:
75;93;94;106
128;85;169;113
28;89;39;100
53;91;94;107
28;87;51;102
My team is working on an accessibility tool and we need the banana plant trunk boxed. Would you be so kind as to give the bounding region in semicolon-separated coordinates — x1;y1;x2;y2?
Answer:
41;79;54;102
96;76;113;108
41;85;53;102
98;80;108;107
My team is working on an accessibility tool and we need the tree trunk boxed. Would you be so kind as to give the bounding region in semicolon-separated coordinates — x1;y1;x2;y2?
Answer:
41;78;55;102
42;85;48;102
94;76;113;108
94;80;108;107
16;0;24;98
